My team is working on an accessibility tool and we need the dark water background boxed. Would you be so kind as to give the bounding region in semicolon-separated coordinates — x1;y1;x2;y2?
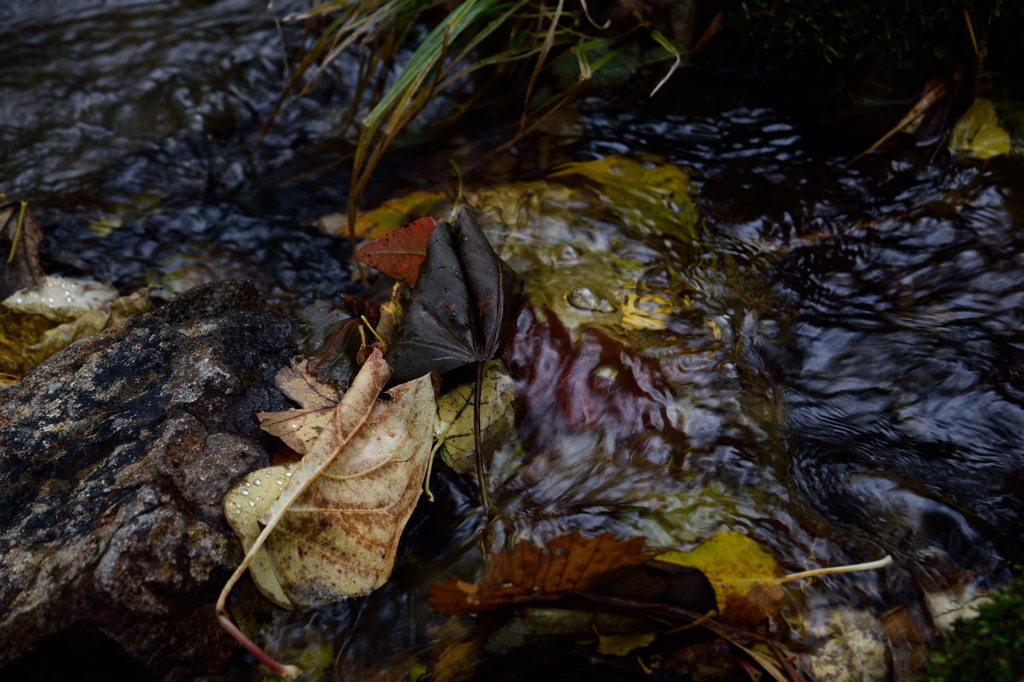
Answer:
4;0;1023;678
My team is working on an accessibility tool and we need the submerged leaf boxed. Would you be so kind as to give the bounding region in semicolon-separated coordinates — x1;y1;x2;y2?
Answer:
429;531;646;615
595;629;657;656
355;191;444;239
355;216;437;287
434;360;516;476
550;156;697;239
656;532;783;626
318;191;445;240
385;207;522;385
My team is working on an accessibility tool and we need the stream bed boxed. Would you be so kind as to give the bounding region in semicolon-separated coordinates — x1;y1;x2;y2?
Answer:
4;1;1023;680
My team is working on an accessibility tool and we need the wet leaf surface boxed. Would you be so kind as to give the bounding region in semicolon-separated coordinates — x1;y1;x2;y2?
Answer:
354;216;437;287
429;531;646;615
294;300;364;388
434;359;516;477
550;155;697;240
320;190;445;240
0;278;156;375
223;351;437;611
948;97;1012;159
273;357;340;410
384;208;522;385
657;531;784;627
256;408;334;457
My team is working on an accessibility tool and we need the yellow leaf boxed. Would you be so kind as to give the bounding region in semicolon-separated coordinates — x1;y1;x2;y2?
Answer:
620;291;673;331
223;465;297;609
1;277;156;374
355;191;446;240
949;98;1012;160
656;531;782;626
550;156;697;240
595;630;657;656
433;360;516;476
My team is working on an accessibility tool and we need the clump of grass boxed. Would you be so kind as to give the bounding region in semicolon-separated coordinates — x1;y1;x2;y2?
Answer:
715;0;1023;69
921;574;1024;682
259;0;687;281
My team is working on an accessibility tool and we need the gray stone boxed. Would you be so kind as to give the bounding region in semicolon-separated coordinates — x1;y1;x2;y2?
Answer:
0;280;293;680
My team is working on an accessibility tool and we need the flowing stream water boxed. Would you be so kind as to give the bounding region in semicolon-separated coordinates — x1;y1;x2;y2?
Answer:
4;1;1023;680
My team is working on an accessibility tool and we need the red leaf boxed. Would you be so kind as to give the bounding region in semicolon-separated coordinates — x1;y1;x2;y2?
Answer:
354;216;437;287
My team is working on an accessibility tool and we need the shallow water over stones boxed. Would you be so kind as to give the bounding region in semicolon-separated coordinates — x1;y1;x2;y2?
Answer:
3;1;1023;680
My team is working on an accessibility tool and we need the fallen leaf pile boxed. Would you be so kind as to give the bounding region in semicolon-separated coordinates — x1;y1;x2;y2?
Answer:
217;350;436;677
384;208;522;385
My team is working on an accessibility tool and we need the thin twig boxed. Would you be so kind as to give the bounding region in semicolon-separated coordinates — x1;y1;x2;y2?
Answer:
7;201;27;264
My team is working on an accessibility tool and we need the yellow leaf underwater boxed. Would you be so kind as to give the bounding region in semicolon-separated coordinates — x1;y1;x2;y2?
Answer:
949;98;1012;160
433;360;516;477
656;531;783;627
550;155;697;240
594;629;657;656
0;278;156;375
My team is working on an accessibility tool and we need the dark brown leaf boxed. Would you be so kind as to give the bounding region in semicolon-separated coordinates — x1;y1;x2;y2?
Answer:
384;208;521;385
0;200;44;300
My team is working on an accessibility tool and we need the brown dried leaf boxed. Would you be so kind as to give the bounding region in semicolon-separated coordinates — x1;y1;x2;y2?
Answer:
275;357;340;409
260;350;435;608
256;407;335;456
223;350;437;625
354;216;437;287
429;531;646;615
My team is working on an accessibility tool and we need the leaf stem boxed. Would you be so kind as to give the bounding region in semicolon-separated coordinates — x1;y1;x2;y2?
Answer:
475;360;490;508
217;616;301;679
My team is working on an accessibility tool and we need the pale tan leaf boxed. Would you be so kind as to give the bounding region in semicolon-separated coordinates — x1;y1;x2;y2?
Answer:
217;352;399;678
266;366;436;607
275;356;340;409
256;407;334;455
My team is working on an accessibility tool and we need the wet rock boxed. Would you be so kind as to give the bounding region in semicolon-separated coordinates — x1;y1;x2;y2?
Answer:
802;608;890;682
0;280;293;680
